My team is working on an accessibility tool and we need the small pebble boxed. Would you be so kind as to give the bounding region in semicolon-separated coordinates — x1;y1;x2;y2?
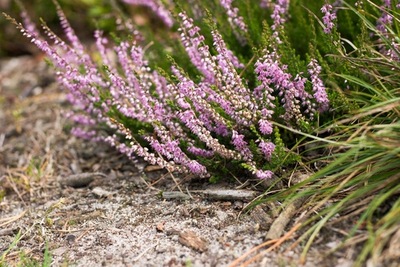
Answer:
60;172;106;188
66;234;76;244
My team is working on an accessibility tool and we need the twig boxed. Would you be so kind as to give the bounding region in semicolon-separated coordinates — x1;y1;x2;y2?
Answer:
53;228;94;233
133;243;158;262
75;228;91;242
228;223;302;267
266;196;306;240
60;172;107;188
161;189;259;201
186;186;194;199
241;223;302;266
168;171;184;193
5;171;27;206
162;191;190;200
191;189;258;201
0;134;5;149
139;173;161;192
149;172;169;186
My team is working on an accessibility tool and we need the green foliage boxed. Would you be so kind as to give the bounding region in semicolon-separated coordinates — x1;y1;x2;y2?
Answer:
0;231;52;267
268;127;300;170
253;2;400;265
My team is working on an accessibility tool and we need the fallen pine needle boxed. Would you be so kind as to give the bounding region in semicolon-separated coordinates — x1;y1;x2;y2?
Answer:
53;228;94;233
133;243;158;262
75;228;91;242
228;223;302;267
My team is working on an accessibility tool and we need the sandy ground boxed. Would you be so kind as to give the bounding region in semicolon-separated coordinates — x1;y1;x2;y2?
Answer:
0;56;361;267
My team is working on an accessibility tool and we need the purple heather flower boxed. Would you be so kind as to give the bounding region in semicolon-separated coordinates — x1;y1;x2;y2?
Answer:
187;160;208;176
70;114;96;126
177;109;235;159
54;1;86;56
293;74;313;114
213;31;245;70
70;127;97;140
255;50;311;122
385;41;400;61
177;25;253;130
377;0;393;34
171;66;230;134
259;119;273;135
212;30;244;69
187;146;215;158
308;59;329;112
259;141;275;161
254;51;280;116
219;0;248;32
214;122;230;136
15;4;288;181
105;122;184;174
19;8;40;37
211;30;255;126
146;133;209;177
270;0;290;43
375;1;400;62
18;15;100;123
321;4;337;34
271;0;289;31
231;130;253;161
95;30;113;68
255;169;274;179
178;12;216;83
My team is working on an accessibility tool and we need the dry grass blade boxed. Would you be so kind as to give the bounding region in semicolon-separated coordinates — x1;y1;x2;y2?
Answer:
328;99;400;129
4;171;30;205
0;210;27;228
228;223;301;267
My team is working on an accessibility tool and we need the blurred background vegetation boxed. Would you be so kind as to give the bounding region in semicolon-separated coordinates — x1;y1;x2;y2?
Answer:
0;0;172;57
0;0;118;57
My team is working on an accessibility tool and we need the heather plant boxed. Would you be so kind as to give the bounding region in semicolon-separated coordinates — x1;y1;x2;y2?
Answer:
251;1;400;265
4;0;400;265
5;0;369;181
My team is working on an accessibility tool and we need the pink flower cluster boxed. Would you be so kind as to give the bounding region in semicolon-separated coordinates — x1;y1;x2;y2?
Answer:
220;0;248;33
271;0;290;31
377;0;393;34
255;50;317;123
271;0;290;43
308;59;329;112
321;4;337;34
375;0;400;61
13;3;331;181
